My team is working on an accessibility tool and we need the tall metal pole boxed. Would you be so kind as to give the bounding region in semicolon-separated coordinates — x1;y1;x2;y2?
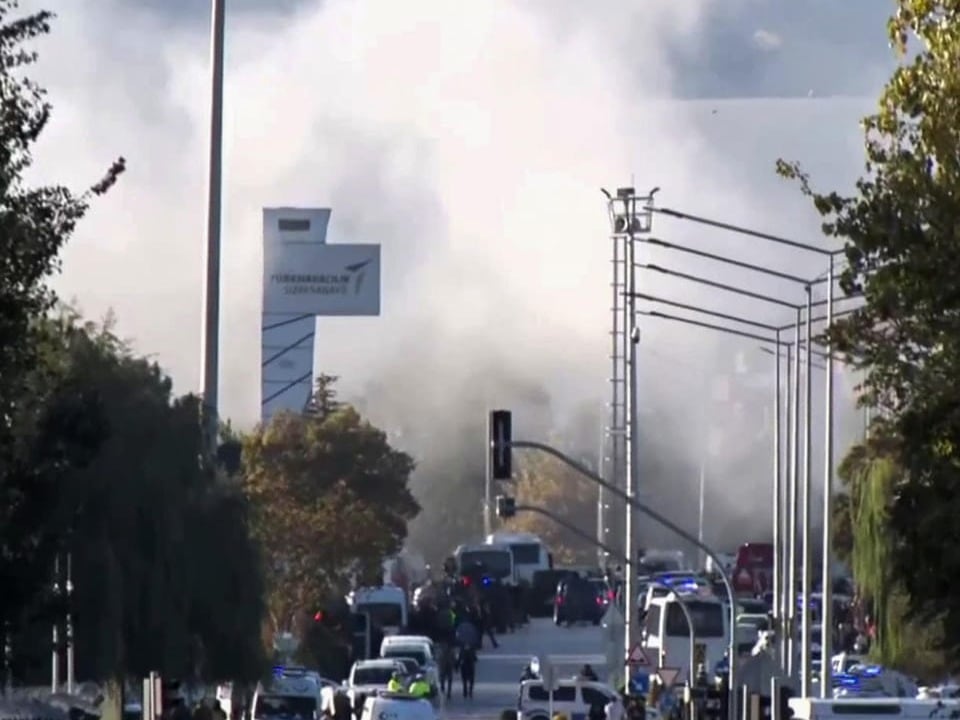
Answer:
820;260;835;696
66;552;74;695
201;0;226;459
51;555;60;693
484;411;493;537
624;223;639;671
800;286;813;696
697;460;706;569
786;310;801;677
772;329;782;666
781;343;793;668
598;422;608;567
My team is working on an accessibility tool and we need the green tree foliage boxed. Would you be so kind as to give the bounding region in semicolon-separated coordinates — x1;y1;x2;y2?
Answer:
35;316;265;683
243;375;420;635
781;0;960;670
0;0;123;652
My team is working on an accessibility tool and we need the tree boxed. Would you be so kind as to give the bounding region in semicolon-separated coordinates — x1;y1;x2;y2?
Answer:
779;0;960;670
0;0;123;644
243;376;419;636
503;453;598;565
26;315;266;683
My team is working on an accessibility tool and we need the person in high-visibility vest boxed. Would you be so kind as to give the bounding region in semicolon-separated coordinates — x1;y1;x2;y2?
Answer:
408;677;431;698
387;673;404;693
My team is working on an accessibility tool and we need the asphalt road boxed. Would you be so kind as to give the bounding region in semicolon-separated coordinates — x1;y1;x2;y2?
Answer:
441;617;610;720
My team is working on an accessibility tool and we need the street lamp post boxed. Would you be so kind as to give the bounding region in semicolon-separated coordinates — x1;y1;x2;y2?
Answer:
636;277;858;684
641;206;850;692
636;265;805;674
201;0;226;460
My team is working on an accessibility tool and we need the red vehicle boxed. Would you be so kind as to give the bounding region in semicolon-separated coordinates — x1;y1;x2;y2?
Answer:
733;542;773;597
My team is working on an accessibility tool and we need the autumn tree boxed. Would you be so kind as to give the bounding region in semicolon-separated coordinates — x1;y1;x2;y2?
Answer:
502;452;598;565
243;376;420;636
781;0;960;671
0;0;123;644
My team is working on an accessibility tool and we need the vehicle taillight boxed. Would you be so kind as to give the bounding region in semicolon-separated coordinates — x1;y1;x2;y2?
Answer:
595;596;603;605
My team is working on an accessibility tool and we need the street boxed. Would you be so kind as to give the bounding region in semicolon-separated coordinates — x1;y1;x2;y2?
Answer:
443;618;608;719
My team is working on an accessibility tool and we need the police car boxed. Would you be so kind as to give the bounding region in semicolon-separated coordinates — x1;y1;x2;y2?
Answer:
251;666;323;720
517;678;624;720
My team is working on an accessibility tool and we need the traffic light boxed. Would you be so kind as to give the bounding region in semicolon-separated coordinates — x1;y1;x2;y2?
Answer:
496;495;516;518
489;409;512;479
313;610;325;623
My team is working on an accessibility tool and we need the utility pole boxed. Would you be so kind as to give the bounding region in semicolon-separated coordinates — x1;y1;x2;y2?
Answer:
201;0;226;460
605;185;656;679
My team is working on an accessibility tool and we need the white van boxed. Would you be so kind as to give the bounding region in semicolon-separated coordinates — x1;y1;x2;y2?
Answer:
347;586;408;636
455;542;515;585
788;699;959;720
251;667;321;720
485;532;551;584
517;678;624;720
379;637;439;691
360;692;437;720
642;594;729;682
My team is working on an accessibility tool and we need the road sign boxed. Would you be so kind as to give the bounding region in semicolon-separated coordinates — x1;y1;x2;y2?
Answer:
657;667;681;688
627;644;651;666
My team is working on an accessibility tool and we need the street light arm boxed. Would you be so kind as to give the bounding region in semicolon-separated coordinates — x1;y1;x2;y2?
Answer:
637;293;779;332
643;237;811;285
759;346;829;369
513;504;630;568
775;305;861;332
646;206;840;257
509;438;738;693
638;265;799;309
640;310;777;345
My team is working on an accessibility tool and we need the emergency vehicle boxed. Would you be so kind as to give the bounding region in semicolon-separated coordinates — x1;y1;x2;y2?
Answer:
641;593;728;683
250;666;322;720
347;586;409;636
732;542;773;596
484;532;552;584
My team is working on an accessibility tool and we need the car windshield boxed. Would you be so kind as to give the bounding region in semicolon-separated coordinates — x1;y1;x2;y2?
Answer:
254;695;316;720
383;647;427;665
352;666;396;686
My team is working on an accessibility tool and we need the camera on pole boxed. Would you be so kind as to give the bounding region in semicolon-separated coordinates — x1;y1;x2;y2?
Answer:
496;496;516;519
489;409;513;480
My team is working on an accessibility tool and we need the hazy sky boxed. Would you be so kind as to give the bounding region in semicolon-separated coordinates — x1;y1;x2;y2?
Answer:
19;1;895;539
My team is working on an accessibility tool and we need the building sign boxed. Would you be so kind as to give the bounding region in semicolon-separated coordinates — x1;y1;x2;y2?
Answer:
263;243;380;316
260;207;381;423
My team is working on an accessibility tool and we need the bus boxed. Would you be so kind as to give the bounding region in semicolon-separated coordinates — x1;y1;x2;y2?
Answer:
455;542;515;585
642;594;729;682
732;542;773;596
485;531;552;584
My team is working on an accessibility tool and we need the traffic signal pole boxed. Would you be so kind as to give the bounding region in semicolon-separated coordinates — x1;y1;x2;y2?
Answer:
490;419;737;711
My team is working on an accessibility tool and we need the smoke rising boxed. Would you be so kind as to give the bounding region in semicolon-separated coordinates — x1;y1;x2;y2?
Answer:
26;0;888;559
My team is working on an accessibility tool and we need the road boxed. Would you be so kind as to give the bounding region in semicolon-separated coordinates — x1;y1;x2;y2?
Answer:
442;617;609;719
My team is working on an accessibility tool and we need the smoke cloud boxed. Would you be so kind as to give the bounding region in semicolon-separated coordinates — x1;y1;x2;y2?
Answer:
25;0;890;560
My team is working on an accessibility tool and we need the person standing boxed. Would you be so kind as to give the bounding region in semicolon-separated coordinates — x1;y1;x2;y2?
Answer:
459;645;477;699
